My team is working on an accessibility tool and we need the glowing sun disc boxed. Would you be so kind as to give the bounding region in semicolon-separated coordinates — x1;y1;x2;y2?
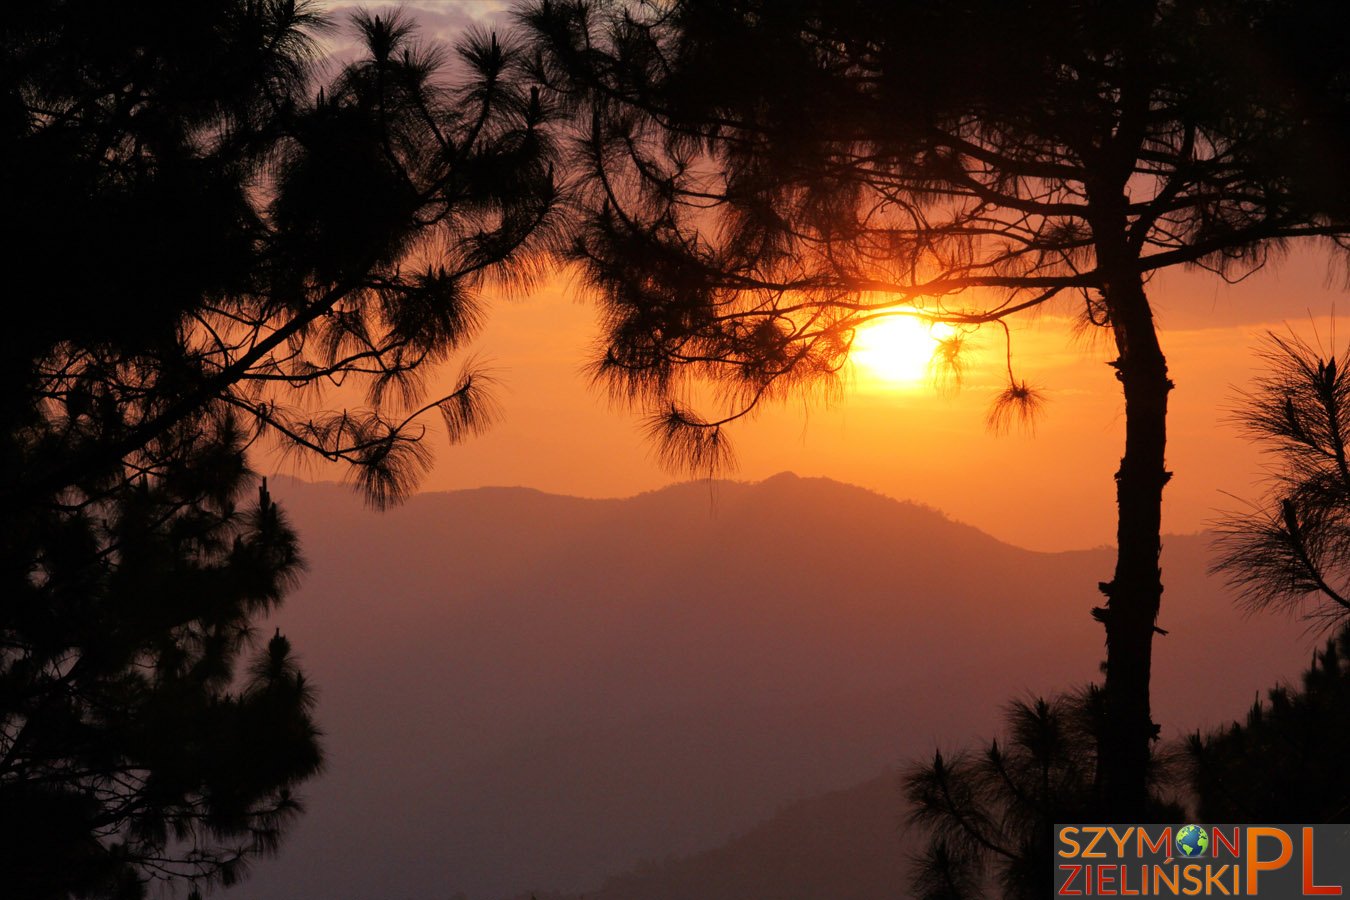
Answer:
851;316;953;385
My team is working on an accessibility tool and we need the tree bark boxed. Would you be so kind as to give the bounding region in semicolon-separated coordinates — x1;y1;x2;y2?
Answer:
1096;250;1171;819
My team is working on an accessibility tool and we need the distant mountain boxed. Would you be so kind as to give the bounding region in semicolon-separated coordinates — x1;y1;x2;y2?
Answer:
506;771;912;900
238;474;1310;900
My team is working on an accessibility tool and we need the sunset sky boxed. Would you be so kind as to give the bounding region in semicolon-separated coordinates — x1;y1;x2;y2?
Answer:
298;1;1350;554
15;4;1350;899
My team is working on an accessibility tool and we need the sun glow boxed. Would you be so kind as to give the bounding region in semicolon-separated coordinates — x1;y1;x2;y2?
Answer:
851;316;955;387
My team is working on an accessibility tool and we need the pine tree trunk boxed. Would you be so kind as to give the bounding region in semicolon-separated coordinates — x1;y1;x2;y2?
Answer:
1097;262;1171;819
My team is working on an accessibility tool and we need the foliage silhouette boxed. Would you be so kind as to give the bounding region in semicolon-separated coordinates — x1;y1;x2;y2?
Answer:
904;691;1181;900
5;0;564;508
523;0;1350;814
2;1;562;895
1214;335;1350;626
1;458;319;898
1201;335;1350;819
1187;624;1350;822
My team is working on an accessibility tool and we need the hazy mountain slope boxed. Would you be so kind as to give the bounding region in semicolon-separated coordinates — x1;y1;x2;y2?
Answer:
505;770;913;900
238;474;1309;900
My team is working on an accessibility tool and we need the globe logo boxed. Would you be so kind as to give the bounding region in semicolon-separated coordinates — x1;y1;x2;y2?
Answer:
1175;824;1209;858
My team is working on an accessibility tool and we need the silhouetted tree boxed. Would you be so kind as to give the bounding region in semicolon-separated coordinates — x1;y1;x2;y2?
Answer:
1199;334;1350;820
5;0;564;506
904;692;1180;900
2;1;562;895
1187;624;1350;821
1;450;319;898
1213;335;1350;625
524;0;1350;815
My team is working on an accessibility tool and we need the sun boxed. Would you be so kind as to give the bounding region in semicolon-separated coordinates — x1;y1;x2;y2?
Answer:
850;316;955;386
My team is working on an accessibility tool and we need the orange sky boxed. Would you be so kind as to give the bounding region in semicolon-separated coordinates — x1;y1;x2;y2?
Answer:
295;2;1350;553
272;238;1349;551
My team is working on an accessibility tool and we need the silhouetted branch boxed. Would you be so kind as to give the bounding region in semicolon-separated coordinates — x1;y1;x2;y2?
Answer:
1213;334;1350;625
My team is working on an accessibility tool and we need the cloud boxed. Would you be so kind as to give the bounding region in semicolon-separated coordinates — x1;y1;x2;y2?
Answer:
316;0;510;44
307;1;518;81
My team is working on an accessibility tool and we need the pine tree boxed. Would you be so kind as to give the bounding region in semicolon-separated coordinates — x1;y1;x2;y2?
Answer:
1214;335;1350;626
2;2;563;894
1187;626;1350;821
524;0;1350;814
905;692;1181;900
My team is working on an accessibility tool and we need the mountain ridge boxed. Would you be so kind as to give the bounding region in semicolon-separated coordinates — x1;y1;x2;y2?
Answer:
238;473;1310;900
268;469;1200;556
